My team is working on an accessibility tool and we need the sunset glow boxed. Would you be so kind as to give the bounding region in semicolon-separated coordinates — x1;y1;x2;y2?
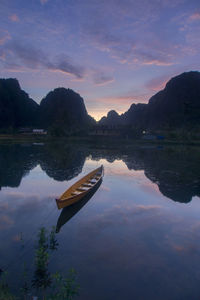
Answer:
0;0;200;119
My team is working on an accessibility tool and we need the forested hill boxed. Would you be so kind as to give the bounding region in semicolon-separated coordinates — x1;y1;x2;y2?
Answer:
99;71;200;130
0;78;39;128
39;88;94;135
0;71;200;134
0;79;94;134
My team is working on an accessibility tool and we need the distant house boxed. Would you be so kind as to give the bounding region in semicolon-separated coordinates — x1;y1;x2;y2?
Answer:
32;129;47;135
18;127;32;134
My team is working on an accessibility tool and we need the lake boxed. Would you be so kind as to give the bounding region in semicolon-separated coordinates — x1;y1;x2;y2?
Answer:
0;142;200;300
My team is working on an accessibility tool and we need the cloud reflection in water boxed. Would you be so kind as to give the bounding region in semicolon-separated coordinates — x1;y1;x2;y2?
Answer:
0;144;200;299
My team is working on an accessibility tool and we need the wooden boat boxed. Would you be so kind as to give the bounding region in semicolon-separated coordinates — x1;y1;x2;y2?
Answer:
56;178;102;232
56;165;104;209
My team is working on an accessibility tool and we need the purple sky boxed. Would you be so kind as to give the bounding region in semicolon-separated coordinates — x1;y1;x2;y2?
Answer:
0;0;200;120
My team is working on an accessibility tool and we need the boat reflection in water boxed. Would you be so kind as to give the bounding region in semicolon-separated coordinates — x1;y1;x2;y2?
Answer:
56;165;103;209
56;178;102;233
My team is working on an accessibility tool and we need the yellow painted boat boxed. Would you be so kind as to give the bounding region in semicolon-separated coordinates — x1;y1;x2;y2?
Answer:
56;165;104;209
56;179;102;232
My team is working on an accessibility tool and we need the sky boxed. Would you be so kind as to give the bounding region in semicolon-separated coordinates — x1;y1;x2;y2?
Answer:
0;0;200;120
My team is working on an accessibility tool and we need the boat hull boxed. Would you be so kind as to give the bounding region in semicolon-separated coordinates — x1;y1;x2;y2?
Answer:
56;191;88;209
56;165;103;209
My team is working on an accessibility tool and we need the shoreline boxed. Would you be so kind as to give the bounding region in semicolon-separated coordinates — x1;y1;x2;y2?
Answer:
0;134;200;146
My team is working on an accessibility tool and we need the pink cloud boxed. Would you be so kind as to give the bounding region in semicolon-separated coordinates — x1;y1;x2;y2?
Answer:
101;185;110;192
0;52;5;60
95;78;114;86
87;91;151;120
87;97;133;120
0;30;10;46
140;181;160;195
189;12;200;21
9;14;19;22
172;242;198;254
173;244;185;252
49;68;84;78
40;0;48;4
13;234;22;242
146;76;169;92
143;59;174;66
3;64;29;73
135;204;161;211
96;93;149;106
0;215;14;229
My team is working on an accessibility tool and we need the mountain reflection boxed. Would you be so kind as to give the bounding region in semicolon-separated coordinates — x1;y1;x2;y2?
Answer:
0;143;86;190
123;146;200;203
0;144;38;189
39;143;86;181
0;143;199;203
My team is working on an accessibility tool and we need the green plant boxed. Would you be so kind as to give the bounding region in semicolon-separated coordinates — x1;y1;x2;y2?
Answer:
2;227;79;300
0;271;16;300
20;262;30;300
32;226;79;299
32;227;52;298
49;227;59;251
50;269;79;300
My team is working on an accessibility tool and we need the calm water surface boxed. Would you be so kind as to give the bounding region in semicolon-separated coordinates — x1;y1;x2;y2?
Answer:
0;143;200;300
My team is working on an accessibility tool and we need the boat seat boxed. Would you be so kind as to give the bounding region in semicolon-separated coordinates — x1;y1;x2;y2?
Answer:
77;186;89;191
71;191;82;196
82;183;93;187
89;179;97;184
